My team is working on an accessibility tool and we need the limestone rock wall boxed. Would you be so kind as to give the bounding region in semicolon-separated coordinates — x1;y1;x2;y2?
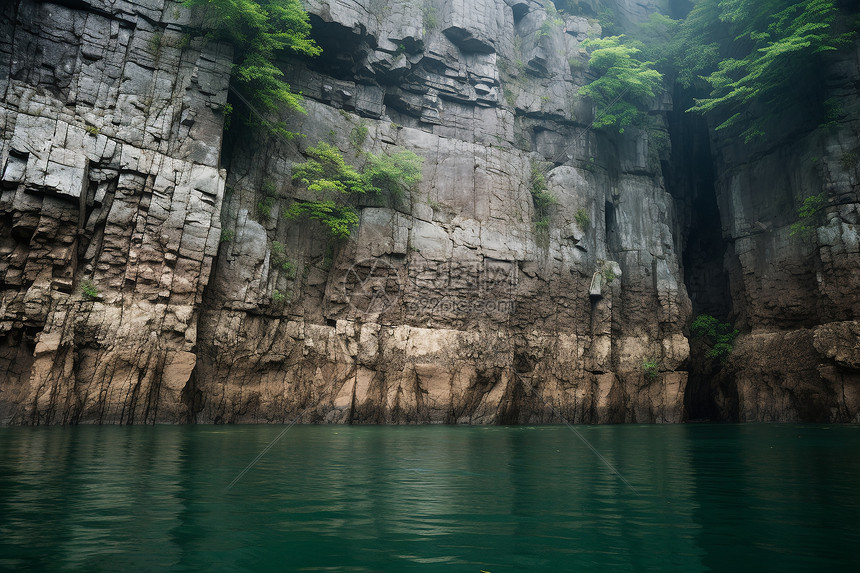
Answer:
705;45;860;422
0;0;230;423
188;0;691;424
9;0;852;425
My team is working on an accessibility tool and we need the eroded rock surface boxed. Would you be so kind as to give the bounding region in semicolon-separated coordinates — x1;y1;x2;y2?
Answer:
1;0;856;425
188;0;690;424
0;0;229;423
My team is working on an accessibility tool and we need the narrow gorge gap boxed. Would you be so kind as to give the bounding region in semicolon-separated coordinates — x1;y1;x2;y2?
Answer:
666;87;735;421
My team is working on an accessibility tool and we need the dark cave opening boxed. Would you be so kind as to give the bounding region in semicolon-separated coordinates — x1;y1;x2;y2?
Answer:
666;86;735;421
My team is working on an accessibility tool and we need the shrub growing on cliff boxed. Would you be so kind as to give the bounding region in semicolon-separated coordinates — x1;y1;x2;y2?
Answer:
185;0;321;134
80;280;99;300
790;193;825;239
578;36;663;133
287;142;423;239
361;150;424;199
529;162;557;225
642;358;659;382
691;314;738;363
574;207;590;231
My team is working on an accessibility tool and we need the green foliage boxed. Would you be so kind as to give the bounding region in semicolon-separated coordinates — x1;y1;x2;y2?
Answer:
262;178;277;195
80;280;99;300
289;142;423;238
597;7;620;36
568;56;585;74
272;289;286;303
258;196;275;217
85;125;99;136
537;1;564;39
350;121;369;149
220;228;234;242
789;193;825;238
185;0;321;131
270;241;297;276
422;1;438;31
691;314;738;362
819;96;843;129
223;102;234;131
579;36;663;133
574;207;590;231
602;268;616;284
680;0;852;143
529;161;557;226
257;181;277;219
292;142;366;195
285;201;359;239
148;31;163;56
642;359;659;382
362;150;424;198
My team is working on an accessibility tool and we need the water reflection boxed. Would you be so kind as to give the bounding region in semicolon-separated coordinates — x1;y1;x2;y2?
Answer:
1;425;858;571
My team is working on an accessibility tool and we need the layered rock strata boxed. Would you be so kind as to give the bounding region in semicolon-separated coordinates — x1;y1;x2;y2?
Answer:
1;0;855;425
188;0;690;424
0;0;229;423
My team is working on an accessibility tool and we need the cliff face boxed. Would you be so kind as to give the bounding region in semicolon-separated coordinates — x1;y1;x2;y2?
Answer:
190;0;691;424
692;46;860;422
0;0;230;423
0;0;857;425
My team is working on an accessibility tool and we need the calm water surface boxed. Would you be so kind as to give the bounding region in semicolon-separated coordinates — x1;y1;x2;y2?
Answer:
1;424;858;572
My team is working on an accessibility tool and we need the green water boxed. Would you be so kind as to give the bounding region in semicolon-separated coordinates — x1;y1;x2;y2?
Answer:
1;425;858;572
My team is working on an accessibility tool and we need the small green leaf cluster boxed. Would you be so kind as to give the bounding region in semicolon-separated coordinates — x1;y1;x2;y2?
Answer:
292;142;366;195
642;359;659;382
578;36;663;133
574;207;590;231
691;314;738;362
80;280;99;300
349;122;369;149
529;162;557;227
537;1;564;39
362;150;424;199
257;178;278;218
270;240;297;276
288;143;423;239
421;1;438;31
789;193;825;238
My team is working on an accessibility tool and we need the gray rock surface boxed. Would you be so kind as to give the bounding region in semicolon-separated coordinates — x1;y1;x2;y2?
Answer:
188;0;690;424
1;0;855;425
0;0;229;423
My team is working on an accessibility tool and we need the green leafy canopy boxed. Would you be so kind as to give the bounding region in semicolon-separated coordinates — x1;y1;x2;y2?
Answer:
687;0;851;142
288;143;423;239
185;0;321;120
578;36;663;133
